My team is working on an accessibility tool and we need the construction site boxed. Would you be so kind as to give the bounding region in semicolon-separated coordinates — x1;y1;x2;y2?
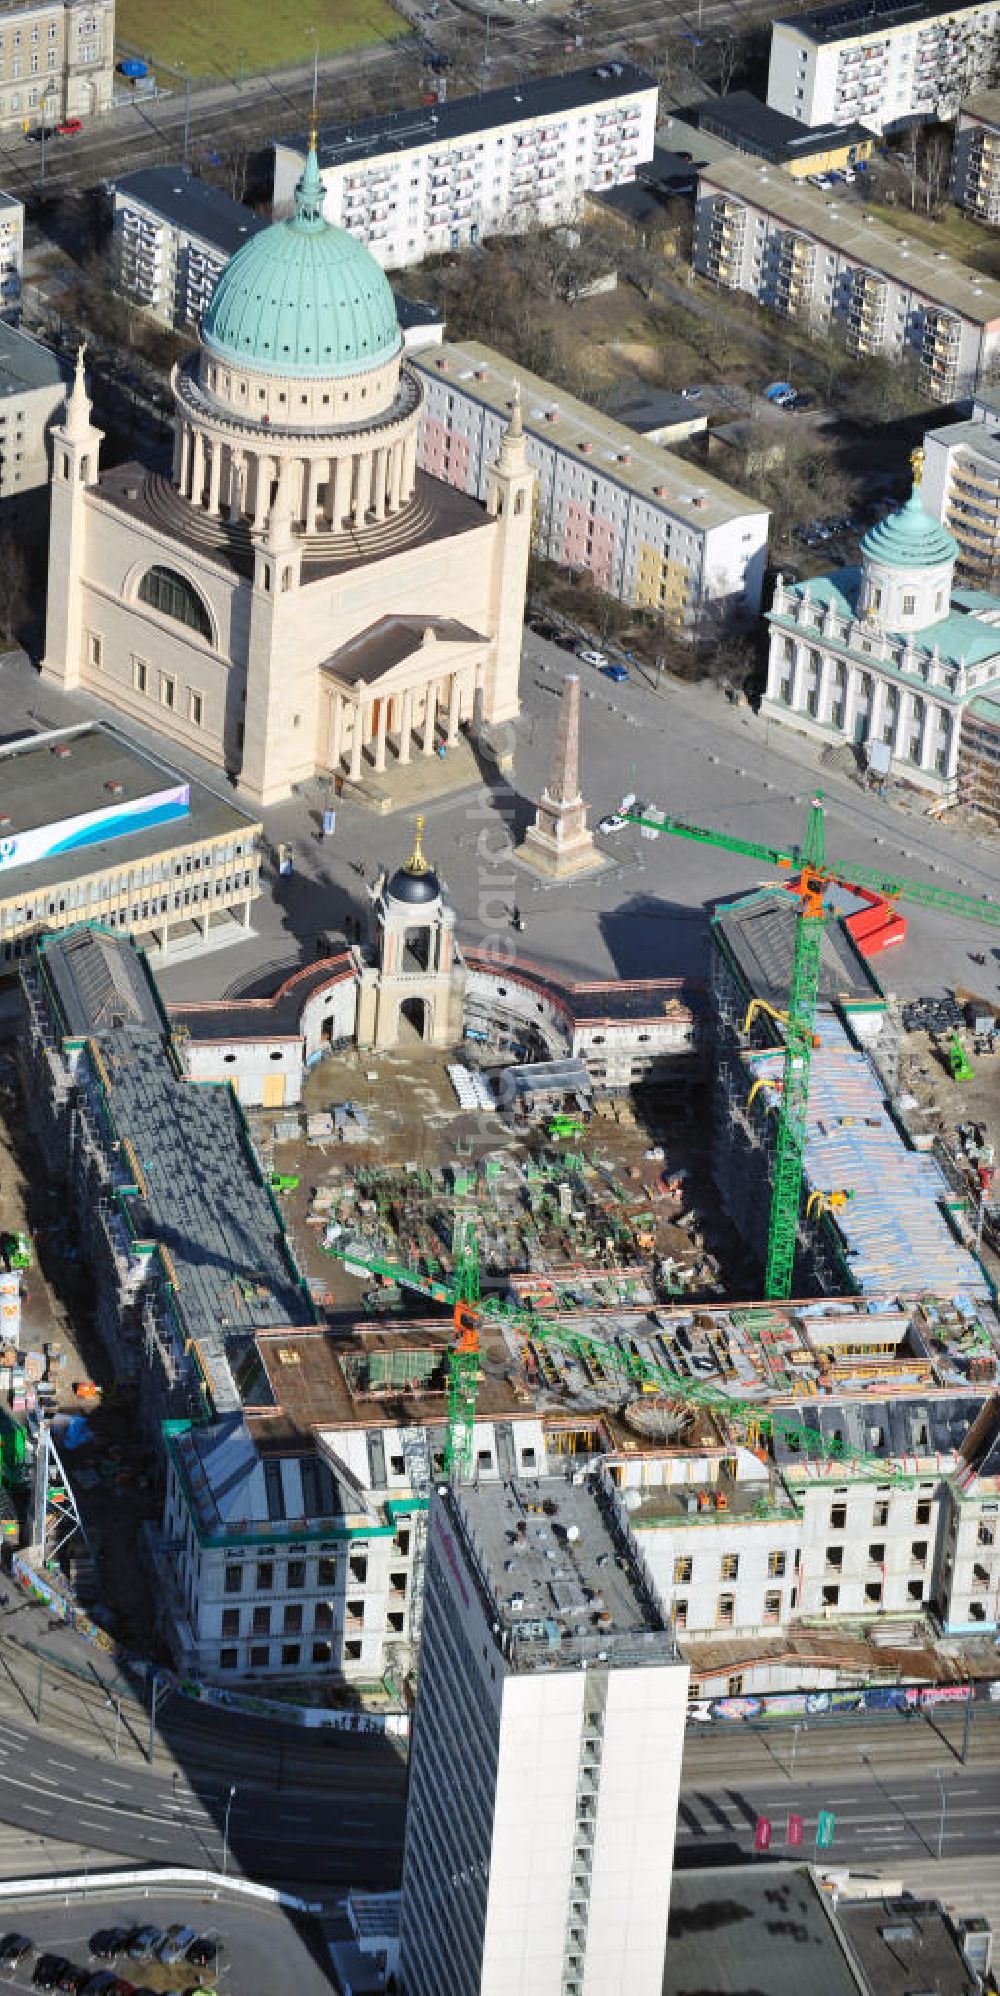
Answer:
0;789;998;1708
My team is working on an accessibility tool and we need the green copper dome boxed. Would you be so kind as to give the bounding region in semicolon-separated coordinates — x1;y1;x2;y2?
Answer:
202;143;401;380
860;487;959;571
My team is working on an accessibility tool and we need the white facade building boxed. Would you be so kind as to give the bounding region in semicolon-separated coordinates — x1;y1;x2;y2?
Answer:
0;318;64;514
112;167;264;331
694;158;1000;402
762;459;1000;799
398;1476;688;1996
272;64;658;271
767;0;1000;134
157;1390;550;1686
0;192;22;316
415;341;769;630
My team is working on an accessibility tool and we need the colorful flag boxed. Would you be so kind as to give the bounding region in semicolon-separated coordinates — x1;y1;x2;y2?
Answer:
816;1810;836;1849
787;1813;804;1847
754;1815;772;1853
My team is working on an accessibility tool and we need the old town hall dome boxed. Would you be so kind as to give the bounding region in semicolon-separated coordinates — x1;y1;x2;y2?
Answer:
201;140;401;382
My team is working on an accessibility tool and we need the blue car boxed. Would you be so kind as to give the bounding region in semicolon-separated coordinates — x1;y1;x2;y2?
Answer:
601;662;628;683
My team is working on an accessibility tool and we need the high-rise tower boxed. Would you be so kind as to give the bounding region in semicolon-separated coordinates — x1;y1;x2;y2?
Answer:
399;1474;688;1996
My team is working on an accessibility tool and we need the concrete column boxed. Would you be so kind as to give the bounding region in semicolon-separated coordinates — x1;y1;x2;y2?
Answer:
306;456;322;530
332;454;349;529
789;645;807;714
190;430;206;507
229;453;244;525
398;687;413;764
447;672;462;744
352;452;369;525
919;701;937;771
206;439;222;516
178;425;192;496
373;448;387;523
253;455;270;531
374;698;388;774
815;655;833;726
422;679;438;755
403;428;418;500
349;704;364;781
389;441;404;511
329;694;343;770
868;675;886;746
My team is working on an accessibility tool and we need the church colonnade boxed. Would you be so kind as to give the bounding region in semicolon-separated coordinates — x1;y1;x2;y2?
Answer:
171;422;420;533
325;664;483;780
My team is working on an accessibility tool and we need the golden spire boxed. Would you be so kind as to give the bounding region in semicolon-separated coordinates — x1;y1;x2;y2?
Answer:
910;445;925;489
309;123;318;151
405;814;429;876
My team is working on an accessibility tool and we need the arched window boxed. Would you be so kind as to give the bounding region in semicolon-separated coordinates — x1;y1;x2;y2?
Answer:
138;566;212;641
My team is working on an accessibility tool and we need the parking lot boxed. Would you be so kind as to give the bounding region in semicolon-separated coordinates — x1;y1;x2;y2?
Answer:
0;1888;334;1996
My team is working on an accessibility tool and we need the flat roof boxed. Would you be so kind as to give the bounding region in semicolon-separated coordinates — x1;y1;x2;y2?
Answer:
0;724;260;904
694;89;870;161
0;322;63;398
959;86;1000;129
441;1474;677;1672
699;158;1000;325
279;63;656;172
663;1866;861;1996
774;0;973;48
416;341;769;532
252;1320;528;1448
113;165;265;258
837;1898;978;1994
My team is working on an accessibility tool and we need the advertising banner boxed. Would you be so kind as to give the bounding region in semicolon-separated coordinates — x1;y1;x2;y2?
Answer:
0;782;190;874
754;1816;772;1853
816;1811;836;1849
787;1813;804;1848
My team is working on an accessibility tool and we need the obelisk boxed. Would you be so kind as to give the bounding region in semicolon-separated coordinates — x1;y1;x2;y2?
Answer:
518;672;604;876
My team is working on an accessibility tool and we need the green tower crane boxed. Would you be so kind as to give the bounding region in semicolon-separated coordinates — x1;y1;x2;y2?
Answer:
762;796;827;1299
625;792;1000;1301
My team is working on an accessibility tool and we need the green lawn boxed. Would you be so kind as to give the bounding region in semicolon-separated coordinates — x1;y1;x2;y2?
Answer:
116;0;403;79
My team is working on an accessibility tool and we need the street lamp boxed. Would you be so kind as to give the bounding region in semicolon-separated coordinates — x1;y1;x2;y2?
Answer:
38;85;57;192
222;1781;237;1876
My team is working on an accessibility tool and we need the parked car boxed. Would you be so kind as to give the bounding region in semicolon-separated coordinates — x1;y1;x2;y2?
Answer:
576;647;608;668
680;385;702;400
32;1961;69;1992
601;662;628;683
126;1931;163;1964
26;126;56;143
88;1933;130;1963
554;632;577;650
56;1968;90;1994
157;1927;198;1966
0;1933;32;1969
185;1939;219;1969
56;117;83;135
597;813;627;834
81;1975;118;1996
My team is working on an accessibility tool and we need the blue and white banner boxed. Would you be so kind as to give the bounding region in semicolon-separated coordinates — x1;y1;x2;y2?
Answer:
0;782;190;874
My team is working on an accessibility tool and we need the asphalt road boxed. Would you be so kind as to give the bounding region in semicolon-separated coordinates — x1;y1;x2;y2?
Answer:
3;1686;1000;1894
0;1705;405;1889
678;1707;1000;1866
